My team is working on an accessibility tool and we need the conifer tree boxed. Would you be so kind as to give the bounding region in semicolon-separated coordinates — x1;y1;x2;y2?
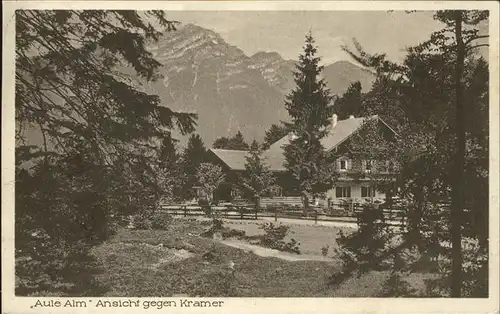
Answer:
213;131;249;150
231;131;250;150
240;140;279;209
283;32;336;215
334;81;363;119
15;10;198;294
157;133;183;203
182;134;207;200
338;10;489;297
263;123;289;149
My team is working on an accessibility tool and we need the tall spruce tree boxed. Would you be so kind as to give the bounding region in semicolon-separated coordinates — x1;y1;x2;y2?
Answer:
283;32;336;215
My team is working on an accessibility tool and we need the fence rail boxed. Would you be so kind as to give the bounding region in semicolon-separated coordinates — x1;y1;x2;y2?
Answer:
158;203;407;226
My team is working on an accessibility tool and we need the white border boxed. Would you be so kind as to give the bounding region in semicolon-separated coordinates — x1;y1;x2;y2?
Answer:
2;2;499;313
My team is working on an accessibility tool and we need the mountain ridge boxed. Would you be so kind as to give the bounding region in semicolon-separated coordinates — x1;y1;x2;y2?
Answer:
20;23;376;150
139;23;376;146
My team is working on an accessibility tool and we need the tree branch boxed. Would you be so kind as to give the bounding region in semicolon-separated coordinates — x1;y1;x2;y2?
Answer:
466;43;489;52
464;34;489;45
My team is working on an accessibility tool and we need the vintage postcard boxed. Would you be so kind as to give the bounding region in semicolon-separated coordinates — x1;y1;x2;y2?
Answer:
2;1;499;313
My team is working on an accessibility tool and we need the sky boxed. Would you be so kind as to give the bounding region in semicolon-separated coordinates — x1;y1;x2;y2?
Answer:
165;11;450;64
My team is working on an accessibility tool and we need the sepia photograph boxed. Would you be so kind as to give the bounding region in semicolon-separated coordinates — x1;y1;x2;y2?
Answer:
2;2;499;310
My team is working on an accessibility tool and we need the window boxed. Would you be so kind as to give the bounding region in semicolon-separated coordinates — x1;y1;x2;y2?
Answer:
335;186;351;198
364;160;373;172
338;158;349;171
379;161;388;173
361;186;376;197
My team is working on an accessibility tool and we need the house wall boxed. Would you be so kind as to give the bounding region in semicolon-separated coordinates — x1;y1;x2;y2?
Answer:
324;181;386;206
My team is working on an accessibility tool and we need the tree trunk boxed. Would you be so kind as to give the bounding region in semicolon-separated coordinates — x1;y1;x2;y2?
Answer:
255;195;261;211
451;10;465;297
302;192;309;216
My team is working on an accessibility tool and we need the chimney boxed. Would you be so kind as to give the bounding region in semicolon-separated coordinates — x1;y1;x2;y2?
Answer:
349;115;355;119
332;114;338;127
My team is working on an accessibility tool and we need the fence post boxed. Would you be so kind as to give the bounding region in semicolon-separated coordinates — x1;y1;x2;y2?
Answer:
240;208;243;220
183;206;187;217
314;211;318;224
255;208;258;220
274;211;277;222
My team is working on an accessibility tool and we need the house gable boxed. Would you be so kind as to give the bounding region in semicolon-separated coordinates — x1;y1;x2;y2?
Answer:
209;115;397;173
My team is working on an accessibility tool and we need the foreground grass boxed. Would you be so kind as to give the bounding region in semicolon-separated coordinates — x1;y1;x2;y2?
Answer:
91;219;338;297
89;219;433;297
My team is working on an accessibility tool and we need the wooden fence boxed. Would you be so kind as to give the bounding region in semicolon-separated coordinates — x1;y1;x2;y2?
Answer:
159;202;406;226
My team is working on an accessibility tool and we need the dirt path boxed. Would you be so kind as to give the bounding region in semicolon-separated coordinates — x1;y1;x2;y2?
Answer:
219;239;333;262
257;216;358;228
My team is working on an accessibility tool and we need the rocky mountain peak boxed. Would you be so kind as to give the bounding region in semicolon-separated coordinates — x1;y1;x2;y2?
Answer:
134;24;375;145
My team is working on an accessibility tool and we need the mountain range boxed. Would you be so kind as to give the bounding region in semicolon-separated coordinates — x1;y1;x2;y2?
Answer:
20;23;376;150
134;23;376;146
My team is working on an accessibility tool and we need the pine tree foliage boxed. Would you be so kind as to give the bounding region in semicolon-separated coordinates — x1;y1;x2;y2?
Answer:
182;134;208;199
263;123;289;149
282;32;337;211
156;133;183;203
212;131;249;150
240;140;279;208
16;10;197;162
335;10;489;297
334;81;364;119
15;10;198;295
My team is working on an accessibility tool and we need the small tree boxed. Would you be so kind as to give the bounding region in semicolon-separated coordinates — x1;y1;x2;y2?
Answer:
240;140;279;209
157;133;183;204
213;136;231;149
196;163;226;202
212;131;249;150
230;131;249;150
182;134;208;200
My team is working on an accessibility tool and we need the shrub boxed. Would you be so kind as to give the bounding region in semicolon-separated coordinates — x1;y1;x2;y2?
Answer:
150;211;172;230
335;202;394;273
423;237;488;297
379;271;418;297
132;210;172;230
321;245;330;257
258;223;301;254
201;218;246;240
201;218;224;238
132;211;153;230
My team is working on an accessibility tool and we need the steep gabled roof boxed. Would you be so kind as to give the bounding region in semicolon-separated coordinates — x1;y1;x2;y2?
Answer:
209;149;248;171
267;116;373;153
210;115;395;172
209;148;287;172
